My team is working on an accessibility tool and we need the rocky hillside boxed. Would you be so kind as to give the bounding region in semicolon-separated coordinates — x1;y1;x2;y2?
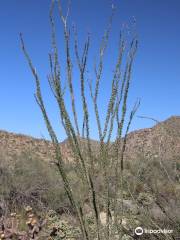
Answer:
0;116;180;163
0;131;73;163
124;116;180;161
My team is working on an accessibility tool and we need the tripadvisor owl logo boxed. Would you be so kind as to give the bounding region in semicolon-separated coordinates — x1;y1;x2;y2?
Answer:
135;227;143;235
134;227;173;236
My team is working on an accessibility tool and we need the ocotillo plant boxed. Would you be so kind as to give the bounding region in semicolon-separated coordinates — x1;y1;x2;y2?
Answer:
20;0;139;239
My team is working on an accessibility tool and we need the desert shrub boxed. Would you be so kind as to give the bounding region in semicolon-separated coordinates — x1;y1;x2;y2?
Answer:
0;151;68;213
123;155;180;238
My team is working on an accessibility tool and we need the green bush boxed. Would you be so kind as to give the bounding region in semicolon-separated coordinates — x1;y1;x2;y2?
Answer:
0;151;68;213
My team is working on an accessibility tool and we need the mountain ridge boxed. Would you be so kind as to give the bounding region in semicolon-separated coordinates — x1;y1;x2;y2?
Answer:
0;116;180;163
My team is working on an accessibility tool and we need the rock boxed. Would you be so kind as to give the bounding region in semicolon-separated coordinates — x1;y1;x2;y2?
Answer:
99;211;106;226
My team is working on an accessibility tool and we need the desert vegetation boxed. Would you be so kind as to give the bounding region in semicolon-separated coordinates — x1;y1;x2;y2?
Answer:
0;139;179;239
0;0;179;239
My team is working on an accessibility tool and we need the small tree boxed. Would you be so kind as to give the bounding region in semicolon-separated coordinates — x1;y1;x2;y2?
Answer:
20;1;139;239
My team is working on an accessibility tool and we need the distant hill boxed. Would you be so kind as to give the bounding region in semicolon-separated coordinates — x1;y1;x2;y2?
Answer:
0;130;72;163
0;116;180;163
124;116;180;161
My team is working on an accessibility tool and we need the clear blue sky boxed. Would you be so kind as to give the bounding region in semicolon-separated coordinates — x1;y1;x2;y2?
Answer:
0;0;180;141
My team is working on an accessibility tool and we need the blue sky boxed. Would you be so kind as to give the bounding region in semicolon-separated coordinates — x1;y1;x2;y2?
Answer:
0;0;180;141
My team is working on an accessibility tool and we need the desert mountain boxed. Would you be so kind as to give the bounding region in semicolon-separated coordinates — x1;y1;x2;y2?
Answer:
0;116;180;163
124;116;180;161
